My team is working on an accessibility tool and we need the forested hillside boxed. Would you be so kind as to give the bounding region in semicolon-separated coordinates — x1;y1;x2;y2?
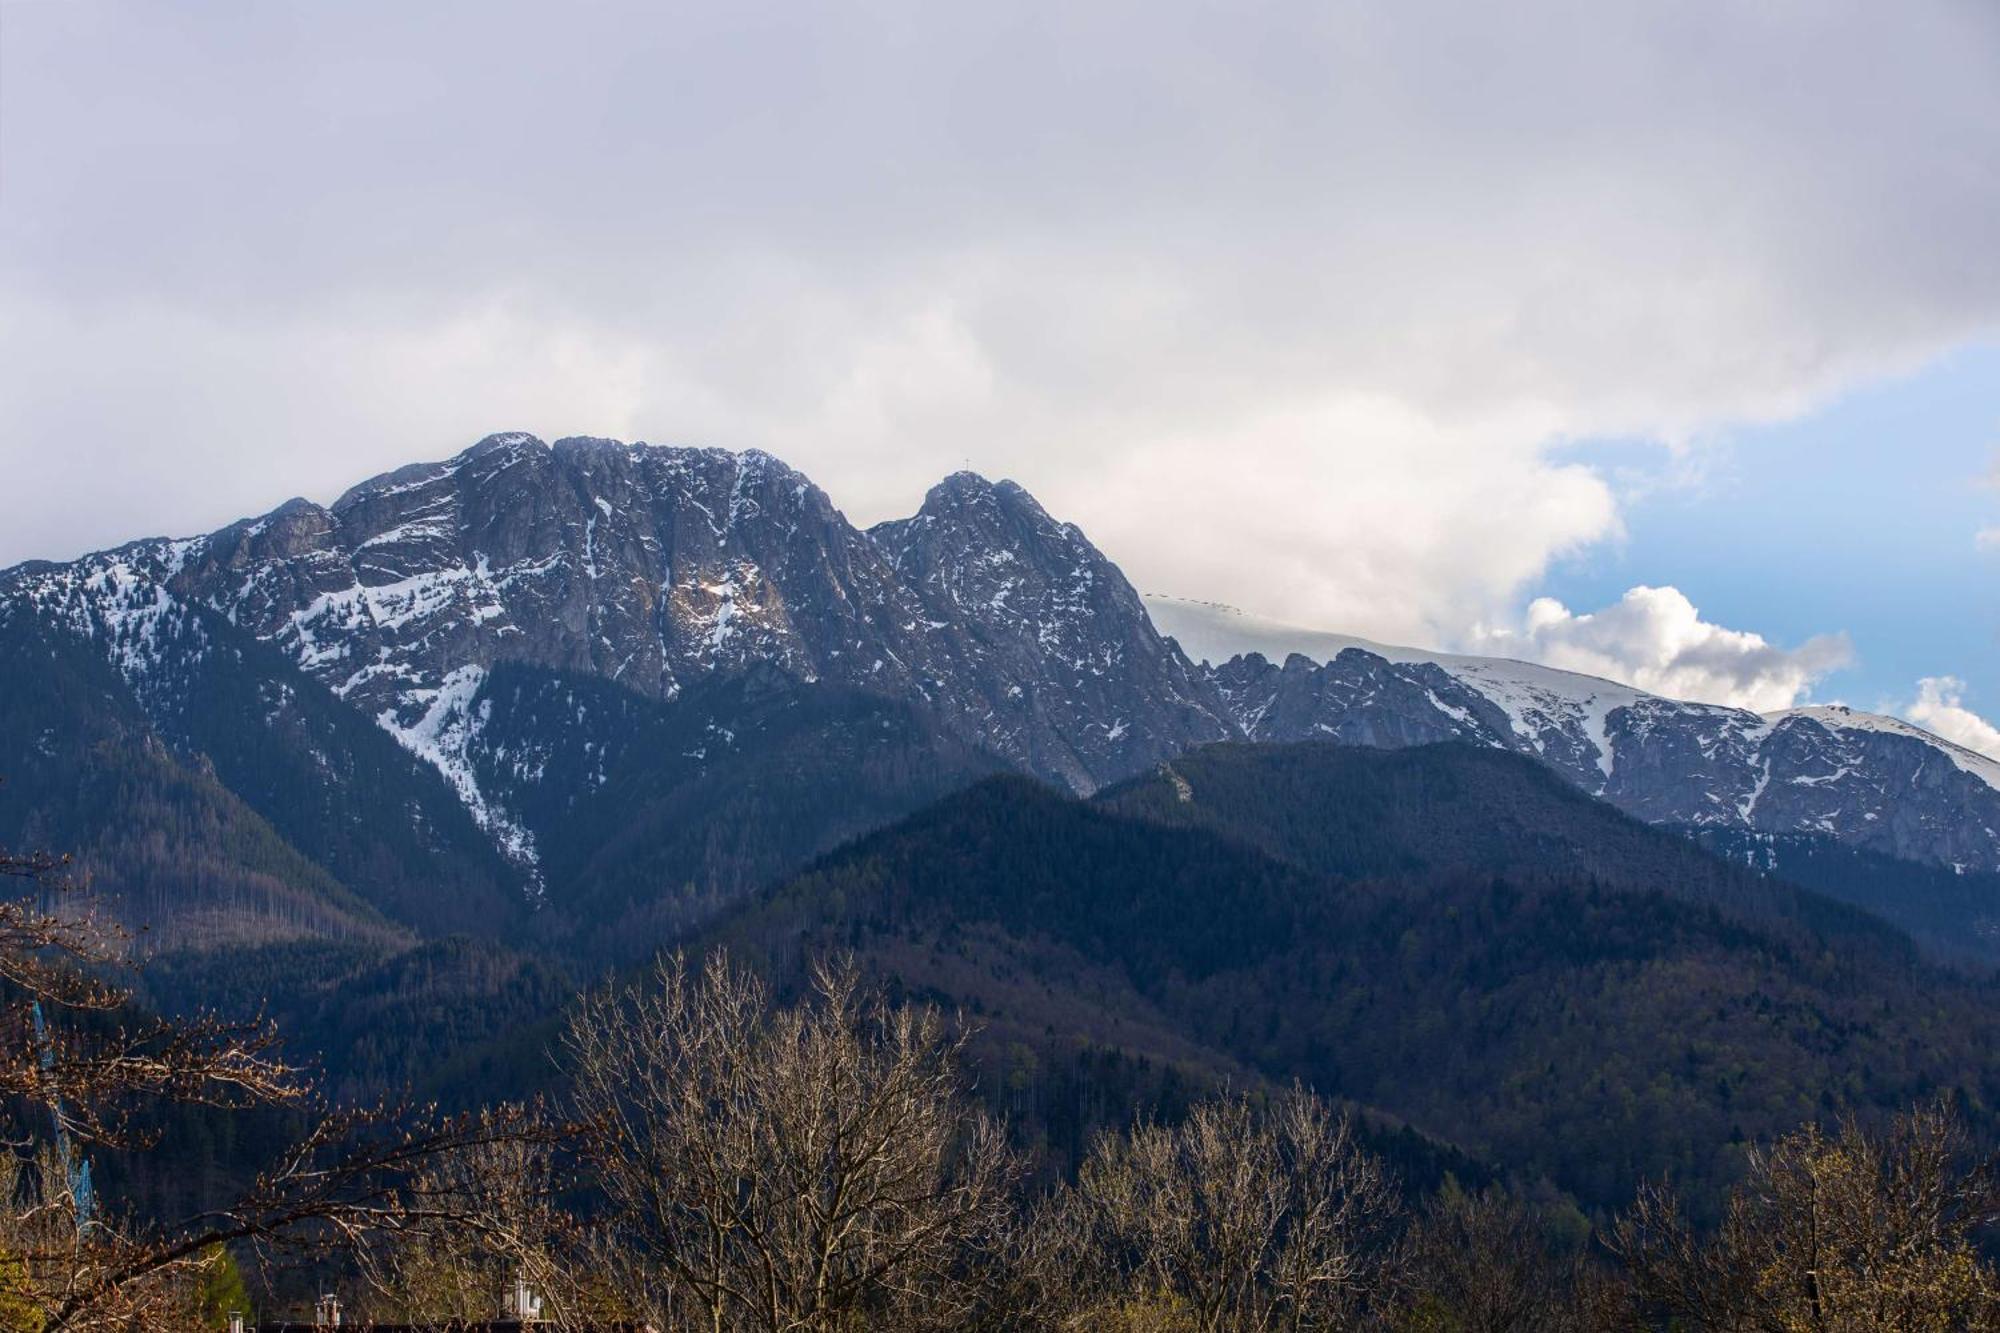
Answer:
716;745;2000;1214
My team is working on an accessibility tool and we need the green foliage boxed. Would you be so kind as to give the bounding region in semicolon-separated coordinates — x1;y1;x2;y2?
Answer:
1081;1292;1200;1332
195;1244;250;1329
0;1245;42;1333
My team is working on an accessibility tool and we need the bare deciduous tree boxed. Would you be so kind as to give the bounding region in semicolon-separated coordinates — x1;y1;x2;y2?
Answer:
2;812;567;1331
358;1102;609;1331
1396;1183;1628;1333
0;844;299;1149
1047;1087;1404;1333
563;951;1017;1333
1615;1098;2000;1332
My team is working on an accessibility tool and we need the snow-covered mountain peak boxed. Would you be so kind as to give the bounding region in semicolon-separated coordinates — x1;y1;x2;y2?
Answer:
547;434;622;455
925;468;1001;496
7;441;1998;883
3;435;1244;867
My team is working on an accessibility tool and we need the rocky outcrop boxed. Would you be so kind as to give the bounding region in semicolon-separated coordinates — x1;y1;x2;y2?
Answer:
871;473;1232;790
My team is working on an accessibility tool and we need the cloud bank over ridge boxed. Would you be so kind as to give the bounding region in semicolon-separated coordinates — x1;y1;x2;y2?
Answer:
2;0;1997;659
1470;587;1854;714
1907;677;2000;762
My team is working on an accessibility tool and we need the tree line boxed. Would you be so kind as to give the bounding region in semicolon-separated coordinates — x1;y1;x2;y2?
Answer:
5;841;1999;1329
383;952;1998;1333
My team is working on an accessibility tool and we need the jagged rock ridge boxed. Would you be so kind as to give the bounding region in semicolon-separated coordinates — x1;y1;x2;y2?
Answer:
1;435;1221;876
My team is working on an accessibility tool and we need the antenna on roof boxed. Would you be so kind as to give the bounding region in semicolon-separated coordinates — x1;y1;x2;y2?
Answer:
503;1271;546;1321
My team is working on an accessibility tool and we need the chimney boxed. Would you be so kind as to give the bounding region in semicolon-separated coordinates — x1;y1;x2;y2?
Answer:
315;1293;342;1327
228;1314;246;1333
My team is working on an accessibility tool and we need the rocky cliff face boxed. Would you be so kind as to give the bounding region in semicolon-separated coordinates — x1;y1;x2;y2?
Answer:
155;434;949;856
2;436;1222;873
186;434;921;702
871;473;1233;791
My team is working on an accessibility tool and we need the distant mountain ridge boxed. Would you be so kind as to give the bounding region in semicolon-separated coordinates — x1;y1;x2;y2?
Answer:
3;433;1996;954
1151;596;2000;877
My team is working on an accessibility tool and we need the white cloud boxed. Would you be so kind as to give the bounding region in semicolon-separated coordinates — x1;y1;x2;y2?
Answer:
1906;677;2000;760
0;1;1996;647
1977;527;2000;551
1472;586;1853;712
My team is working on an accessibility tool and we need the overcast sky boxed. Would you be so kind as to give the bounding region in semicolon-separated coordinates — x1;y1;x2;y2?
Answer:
3;1;1997;743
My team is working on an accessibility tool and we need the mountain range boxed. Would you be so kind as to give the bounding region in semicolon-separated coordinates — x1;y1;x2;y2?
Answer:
3;432;1998;961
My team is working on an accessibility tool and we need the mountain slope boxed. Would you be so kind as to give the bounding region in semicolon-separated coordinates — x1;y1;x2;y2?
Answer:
469;661;1007;957
1694;827;2000;968
163;435;1213;806
0;606;402;949
0;435;1220;952
717;747;2000;1213
1099;742;1915;952
1112;739;2000;967
0;567;527;939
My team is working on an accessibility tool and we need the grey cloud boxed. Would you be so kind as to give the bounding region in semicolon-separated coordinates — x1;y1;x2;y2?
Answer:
2;0;1996;643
